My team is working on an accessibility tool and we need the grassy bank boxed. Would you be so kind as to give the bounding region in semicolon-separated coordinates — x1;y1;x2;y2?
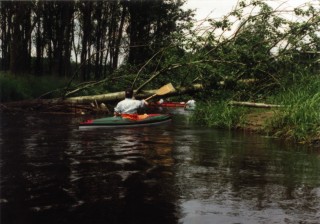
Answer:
191;77;320;144
265;78;320;143
190;101;249;129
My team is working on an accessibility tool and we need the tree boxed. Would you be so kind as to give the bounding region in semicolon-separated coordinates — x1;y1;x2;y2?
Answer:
9;1;33;74
0;1;13;71
126;0;189;65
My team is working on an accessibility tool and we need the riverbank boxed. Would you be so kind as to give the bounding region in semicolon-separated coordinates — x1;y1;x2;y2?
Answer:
238;109;275;132
237;108;320;147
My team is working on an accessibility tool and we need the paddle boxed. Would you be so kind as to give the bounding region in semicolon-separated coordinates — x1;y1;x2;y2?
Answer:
144;83;175;101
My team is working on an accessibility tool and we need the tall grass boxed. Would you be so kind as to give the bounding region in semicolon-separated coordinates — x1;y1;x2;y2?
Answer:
266;77;320;143
191;76;320;143
191;100;248;129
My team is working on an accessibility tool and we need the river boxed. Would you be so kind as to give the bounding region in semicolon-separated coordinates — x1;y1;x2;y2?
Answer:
1;109;319;224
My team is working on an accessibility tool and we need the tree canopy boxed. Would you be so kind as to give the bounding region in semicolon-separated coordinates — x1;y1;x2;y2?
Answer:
0;0;191;78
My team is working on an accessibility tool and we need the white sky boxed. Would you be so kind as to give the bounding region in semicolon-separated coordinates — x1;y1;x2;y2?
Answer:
182;0;318;53
183;0;317;20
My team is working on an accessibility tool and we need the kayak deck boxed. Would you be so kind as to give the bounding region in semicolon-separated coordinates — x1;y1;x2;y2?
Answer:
79;114;172;129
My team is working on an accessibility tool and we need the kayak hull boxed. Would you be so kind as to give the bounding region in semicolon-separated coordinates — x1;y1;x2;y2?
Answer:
79;114;172;129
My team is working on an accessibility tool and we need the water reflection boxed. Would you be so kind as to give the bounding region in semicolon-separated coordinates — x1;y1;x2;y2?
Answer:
0;113;320;224
174;128;320;223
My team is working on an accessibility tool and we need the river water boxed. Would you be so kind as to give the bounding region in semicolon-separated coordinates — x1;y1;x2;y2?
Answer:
1;109;320;224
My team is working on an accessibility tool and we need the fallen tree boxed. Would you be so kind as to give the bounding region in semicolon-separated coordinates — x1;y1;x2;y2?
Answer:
65;83;203;103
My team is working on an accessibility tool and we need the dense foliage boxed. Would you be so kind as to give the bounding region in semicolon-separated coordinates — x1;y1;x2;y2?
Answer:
0;72;69;101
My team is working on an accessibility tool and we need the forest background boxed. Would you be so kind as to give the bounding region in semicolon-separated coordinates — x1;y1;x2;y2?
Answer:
0;0;319;144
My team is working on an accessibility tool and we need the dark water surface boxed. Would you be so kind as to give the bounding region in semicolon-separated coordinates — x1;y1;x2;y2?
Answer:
1;109;320;224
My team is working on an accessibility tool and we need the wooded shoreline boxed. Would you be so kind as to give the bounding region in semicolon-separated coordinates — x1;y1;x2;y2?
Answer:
1;1;319;147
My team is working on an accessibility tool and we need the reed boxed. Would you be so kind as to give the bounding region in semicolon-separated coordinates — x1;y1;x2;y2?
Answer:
191;100;248;129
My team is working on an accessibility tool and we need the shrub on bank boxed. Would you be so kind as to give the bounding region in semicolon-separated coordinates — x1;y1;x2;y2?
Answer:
0;72;68;102
0;74;29;102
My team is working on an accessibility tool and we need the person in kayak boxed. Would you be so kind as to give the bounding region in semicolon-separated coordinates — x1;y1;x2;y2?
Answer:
114;88;148;116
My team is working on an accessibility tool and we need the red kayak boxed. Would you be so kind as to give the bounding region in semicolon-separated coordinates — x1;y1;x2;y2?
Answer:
148;101;186;108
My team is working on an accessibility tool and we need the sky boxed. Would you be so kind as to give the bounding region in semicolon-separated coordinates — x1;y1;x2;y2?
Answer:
183;0;317;20
181;0;318;52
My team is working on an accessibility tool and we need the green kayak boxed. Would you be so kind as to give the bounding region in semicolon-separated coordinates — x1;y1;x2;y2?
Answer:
79;114;172;129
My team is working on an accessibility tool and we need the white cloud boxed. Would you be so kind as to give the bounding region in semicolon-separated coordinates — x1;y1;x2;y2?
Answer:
183;0;236;19
183;0;317;21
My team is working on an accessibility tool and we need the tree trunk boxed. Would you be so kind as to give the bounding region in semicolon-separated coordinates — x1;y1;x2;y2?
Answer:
10;2;30;74
64;84;203;103
35;3;43;76
80;2;92;81
113;3;126;69
229;101;283;108
62;2;74;77
0;2;12;70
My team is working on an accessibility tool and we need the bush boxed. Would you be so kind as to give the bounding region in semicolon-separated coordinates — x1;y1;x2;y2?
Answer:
0;74;30;102
0;72;68;102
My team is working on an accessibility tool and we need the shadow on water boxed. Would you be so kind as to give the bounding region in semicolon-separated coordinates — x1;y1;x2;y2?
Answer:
1;113;177;224
1;111;320;224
